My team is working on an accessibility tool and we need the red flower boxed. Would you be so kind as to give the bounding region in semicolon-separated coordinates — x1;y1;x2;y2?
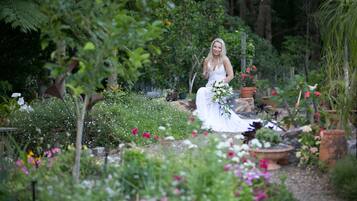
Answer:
131;128;138;135
191;130;197;137
203;131;209;136
227;150;235;158
142;132;151;139
241;73;248;79
304;91;311;99
271;88;278;96
173;175;182;182
246;67;251;73
314;91;321;97
259;159;268;171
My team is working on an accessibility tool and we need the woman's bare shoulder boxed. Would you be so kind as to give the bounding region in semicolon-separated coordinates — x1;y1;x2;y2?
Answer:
223;56;231;64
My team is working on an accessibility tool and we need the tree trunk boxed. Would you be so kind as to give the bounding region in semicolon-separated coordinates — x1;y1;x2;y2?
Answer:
255;0;271;41
239;0;247;20
72;95;89;183
343;38;350;95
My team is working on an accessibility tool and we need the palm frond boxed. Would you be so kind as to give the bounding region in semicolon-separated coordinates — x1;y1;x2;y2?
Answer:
0;0;47;32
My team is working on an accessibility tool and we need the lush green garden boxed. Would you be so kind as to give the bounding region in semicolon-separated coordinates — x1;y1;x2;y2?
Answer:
1;0;357;200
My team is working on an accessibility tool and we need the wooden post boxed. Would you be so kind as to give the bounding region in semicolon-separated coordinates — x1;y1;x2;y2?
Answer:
240;32;247;72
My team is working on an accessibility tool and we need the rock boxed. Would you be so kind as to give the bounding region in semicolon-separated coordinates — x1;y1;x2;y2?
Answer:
92;147;105;156
234;97;255;112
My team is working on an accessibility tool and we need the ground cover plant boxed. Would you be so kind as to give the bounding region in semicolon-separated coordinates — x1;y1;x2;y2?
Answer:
1;134;296;201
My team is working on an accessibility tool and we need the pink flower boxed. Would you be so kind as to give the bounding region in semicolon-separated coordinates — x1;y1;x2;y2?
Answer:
246;67;251;73
173;175;182;182
131;128;138;135
314;91;321;97
154;135;159;140
310;147;318;154
142;132;151;139
304;91;311;99
203;131;209;136
224;164;232;171
191;130;197;137
227;150;235;158
252;65;257;71
259;159;268;171
254;191;268;201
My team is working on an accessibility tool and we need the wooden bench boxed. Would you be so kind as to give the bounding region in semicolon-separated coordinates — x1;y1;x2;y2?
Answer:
0;127;17;156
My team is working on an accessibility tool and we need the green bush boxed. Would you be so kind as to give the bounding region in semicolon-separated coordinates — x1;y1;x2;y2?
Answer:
95;91;201;143
330;155;357;201
8;91;201;151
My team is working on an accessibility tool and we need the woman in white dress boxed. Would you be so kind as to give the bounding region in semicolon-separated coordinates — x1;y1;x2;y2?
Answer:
195;38;258;132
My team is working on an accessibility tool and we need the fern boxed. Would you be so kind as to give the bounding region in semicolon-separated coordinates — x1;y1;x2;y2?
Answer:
0;0;47;32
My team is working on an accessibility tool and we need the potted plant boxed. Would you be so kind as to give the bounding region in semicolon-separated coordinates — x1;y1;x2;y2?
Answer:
239;65;257;98
249;128;294;170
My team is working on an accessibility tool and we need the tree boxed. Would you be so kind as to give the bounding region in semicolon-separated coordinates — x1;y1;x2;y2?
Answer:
255;0;272;41
39;0;162;182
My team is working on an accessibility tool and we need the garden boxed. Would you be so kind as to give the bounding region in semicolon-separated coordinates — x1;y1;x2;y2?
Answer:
0;0;356;201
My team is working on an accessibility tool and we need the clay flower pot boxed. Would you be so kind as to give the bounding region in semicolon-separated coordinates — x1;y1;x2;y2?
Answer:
240;87;256;98
319;129;347;167
249;145;294;170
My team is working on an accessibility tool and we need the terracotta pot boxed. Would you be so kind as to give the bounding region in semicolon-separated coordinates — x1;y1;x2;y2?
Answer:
240;87;256;98
319;129;347;167
249;145;294;170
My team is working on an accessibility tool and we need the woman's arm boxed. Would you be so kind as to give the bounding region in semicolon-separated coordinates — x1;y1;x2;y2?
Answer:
203;58;209;79
223;56;234;83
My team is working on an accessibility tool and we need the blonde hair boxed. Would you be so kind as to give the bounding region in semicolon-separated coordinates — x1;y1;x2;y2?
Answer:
206;38;227;71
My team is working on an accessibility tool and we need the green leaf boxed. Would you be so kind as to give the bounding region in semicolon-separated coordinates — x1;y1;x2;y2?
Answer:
83;42;95;51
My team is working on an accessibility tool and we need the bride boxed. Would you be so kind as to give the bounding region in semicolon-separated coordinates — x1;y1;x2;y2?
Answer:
195;38;259;132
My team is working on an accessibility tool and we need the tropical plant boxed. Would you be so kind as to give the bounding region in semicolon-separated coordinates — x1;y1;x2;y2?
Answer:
318;0;357;133
0;0;46;32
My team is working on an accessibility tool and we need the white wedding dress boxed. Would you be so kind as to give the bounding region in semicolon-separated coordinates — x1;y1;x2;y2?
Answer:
195;63;259;132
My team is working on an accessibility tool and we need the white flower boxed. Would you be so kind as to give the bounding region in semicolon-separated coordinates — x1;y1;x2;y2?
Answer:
216;141;229;149
234;134;245;140
19;104;33;113
301;125;312;133
164;136;175;141
158;126;166;131
237;151;246;158
17;97;25;106
192;110;198;116
182;140;193;146
250;139;262;148
188;144;198;149
296;151;301;158
263;141;271;148
241;144;250;151
231;157;240;162
215;150;224;157
11;93;21;98
35;128;41;134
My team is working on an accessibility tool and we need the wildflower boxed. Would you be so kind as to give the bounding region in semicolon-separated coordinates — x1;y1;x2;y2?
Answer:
164;136;175;141
203;130;209;136
142;132;151;139
227;150;235;158
131;128;138;135
158;126;166;131
224;164;232;171
314;91;321;97
259;159;268;171
154;135;159;140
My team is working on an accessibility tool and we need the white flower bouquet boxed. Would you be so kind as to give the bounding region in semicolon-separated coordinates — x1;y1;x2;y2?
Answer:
211;81;233;118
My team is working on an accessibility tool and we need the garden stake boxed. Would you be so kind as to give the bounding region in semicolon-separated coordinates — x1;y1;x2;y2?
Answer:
31;180;37;201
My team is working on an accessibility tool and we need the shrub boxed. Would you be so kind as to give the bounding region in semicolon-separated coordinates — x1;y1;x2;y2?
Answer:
330;155;357;201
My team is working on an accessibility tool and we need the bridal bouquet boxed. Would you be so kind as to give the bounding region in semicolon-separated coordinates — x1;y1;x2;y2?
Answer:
212;81;234;118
